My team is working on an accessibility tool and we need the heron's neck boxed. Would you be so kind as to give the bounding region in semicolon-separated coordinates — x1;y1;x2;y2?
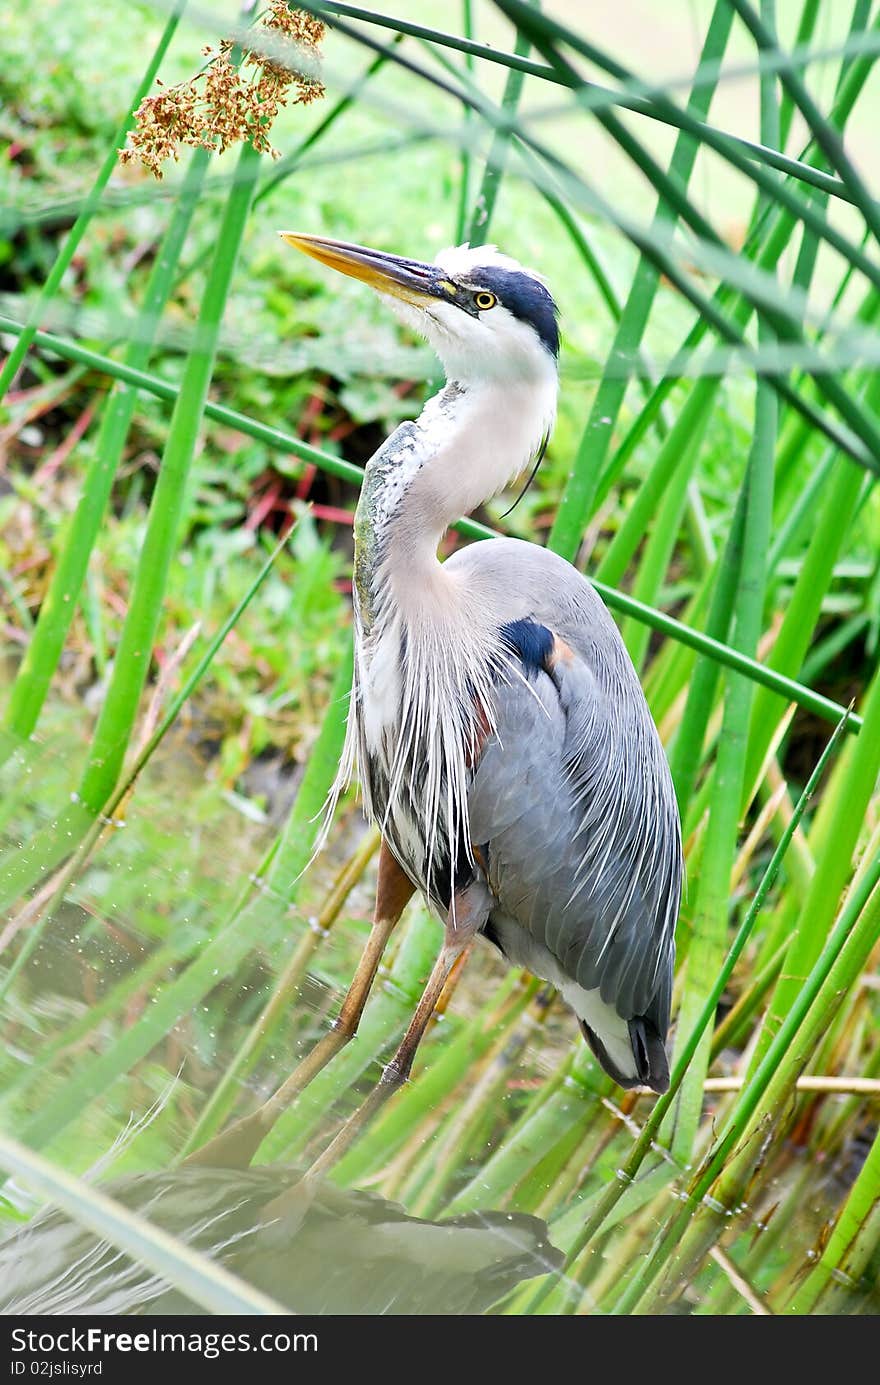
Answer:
353;372;556;633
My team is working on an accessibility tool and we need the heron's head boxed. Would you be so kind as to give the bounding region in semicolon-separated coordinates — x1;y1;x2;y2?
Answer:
281;233;559;385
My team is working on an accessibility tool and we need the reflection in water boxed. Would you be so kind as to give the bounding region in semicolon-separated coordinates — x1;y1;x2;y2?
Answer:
0;1165;563;1315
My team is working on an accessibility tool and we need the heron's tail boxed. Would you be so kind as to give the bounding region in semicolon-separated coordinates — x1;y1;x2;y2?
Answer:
580;1015;670;1094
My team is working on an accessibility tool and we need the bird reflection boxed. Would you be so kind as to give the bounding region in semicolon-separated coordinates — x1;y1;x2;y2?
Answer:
0;1164;563;1315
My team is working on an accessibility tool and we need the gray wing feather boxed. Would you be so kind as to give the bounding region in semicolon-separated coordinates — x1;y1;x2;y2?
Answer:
468;637;681;1029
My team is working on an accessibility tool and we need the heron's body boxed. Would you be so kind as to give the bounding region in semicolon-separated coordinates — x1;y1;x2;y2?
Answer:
182;234;683;1180
343;371;680;1090
283;233;683;1098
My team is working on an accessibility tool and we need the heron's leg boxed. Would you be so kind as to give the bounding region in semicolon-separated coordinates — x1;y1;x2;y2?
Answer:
304;877;492;1182
184;842;415;1170
312;839;416;1053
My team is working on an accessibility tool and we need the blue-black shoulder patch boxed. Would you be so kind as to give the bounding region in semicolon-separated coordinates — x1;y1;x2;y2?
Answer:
500;618;554;674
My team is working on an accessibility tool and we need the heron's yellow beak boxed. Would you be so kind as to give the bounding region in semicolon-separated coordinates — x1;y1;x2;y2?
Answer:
280;232;455;306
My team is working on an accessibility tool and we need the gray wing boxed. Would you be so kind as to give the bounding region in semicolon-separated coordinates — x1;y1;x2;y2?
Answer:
467;628;681;1038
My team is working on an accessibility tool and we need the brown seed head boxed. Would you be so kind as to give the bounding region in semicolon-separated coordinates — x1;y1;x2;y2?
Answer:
119;4;326;178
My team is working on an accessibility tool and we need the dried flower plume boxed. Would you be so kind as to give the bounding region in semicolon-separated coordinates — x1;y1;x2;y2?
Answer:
119;3;325;178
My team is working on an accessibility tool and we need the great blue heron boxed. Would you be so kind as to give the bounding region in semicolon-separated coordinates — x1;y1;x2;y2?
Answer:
189;234;683;1175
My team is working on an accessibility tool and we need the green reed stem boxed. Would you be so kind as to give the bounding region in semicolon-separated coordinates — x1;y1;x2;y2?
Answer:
729;0;880;245
4;147;212;745
467;3;533;247
616;851;880;1314
665;6;780;1164
754;659;880;1066
548;0;734;558
454;0;475;244
0;4;183;402
77;141;261;817
785;1123;880;1312
311;2;871;206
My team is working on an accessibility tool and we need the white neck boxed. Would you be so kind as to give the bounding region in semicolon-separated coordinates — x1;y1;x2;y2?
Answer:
339;357;556;899
353;366;557;631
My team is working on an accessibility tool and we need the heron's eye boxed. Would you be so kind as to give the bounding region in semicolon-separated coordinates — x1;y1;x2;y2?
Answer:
473;291;497;311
